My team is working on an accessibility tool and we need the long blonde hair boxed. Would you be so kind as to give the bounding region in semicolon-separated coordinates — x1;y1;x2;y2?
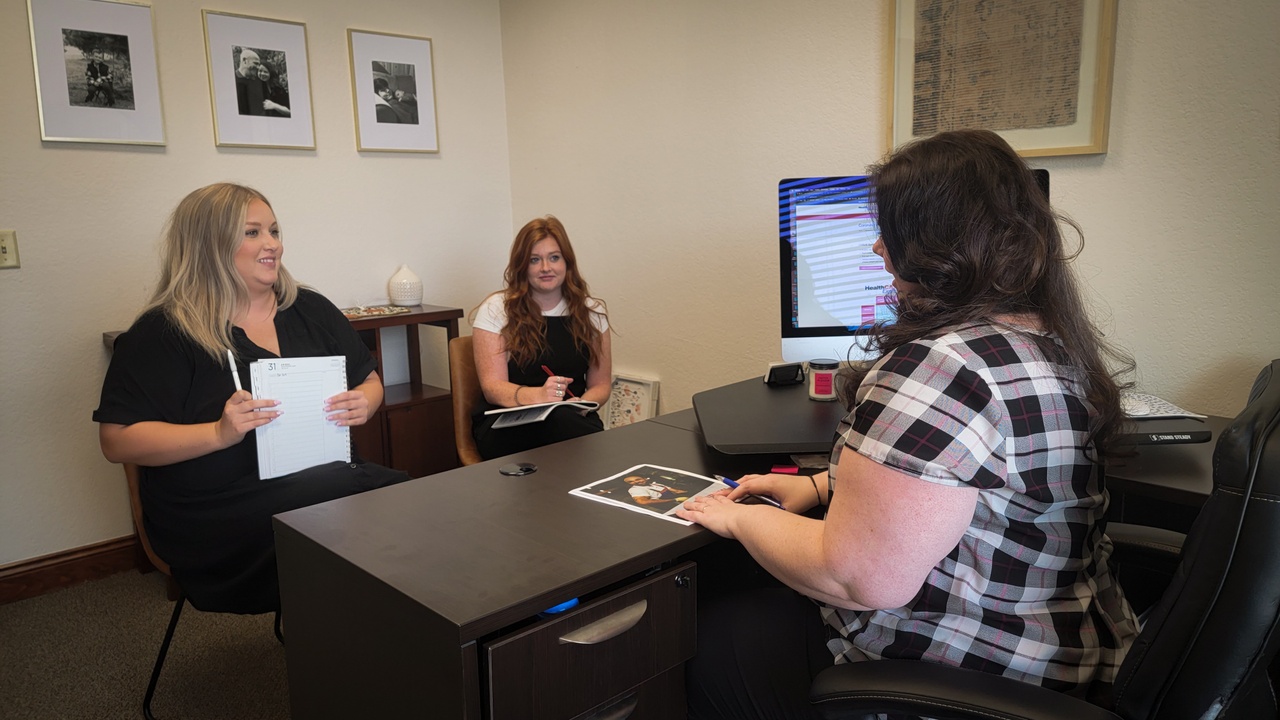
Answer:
140;183;299;362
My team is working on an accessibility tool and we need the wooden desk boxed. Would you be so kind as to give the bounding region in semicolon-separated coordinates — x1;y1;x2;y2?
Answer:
276;386;1227;717
690;378;1225;512
647;408;703;434
692;378;845;454
274;419;770;720
1104;415;1229;532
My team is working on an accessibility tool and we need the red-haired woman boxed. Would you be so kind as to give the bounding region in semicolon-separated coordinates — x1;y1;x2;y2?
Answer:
470;216;612;459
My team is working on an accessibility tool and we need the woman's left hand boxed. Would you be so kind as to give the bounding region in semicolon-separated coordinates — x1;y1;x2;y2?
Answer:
674;490;746;539
325;390;371;426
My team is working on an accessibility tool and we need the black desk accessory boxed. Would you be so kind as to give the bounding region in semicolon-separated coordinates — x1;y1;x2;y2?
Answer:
1121;417;1213;445
693;377;846;454
764;362;805;386
499;462;538;476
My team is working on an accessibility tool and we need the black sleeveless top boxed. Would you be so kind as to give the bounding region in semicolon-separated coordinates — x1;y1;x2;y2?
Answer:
474;316;591;417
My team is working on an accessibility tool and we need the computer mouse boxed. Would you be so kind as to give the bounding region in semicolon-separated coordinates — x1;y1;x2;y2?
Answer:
1121;395;1151;416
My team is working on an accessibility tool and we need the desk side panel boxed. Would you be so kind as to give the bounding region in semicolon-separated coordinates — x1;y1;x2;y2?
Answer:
276;520;481;720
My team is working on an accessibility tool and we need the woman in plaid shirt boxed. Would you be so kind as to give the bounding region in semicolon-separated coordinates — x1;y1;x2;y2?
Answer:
679;130;1139;719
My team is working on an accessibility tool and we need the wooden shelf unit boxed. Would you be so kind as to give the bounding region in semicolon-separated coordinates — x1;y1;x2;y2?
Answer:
347;304;463;478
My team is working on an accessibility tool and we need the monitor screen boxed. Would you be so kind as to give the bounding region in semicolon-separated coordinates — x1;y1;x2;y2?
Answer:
777;170;1049;364
778;176;892;363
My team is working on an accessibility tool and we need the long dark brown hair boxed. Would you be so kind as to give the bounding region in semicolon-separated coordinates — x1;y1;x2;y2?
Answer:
845;129;1133;457
498;215;607;368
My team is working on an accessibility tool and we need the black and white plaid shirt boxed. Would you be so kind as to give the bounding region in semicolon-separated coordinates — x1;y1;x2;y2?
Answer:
821;321;1139;700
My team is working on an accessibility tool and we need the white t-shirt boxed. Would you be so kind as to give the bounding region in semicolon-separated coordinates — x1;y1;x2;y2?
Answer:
473;293;609;334
628;483;675;499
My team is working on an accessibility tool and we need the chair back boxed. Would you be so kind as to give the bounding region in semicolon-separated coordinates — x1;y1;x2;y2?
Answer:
448;336;484;465
125;462;171;577
1112;360;1280;719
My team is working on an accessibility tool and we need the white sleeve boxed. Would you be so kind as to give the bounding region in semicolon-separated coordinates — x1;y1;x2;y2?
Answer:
586;297;610;333
472;293;508;334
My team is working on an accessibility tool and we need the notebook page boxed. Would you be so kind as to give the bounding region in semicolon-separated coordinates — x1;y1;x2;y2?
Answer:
251;356;351;479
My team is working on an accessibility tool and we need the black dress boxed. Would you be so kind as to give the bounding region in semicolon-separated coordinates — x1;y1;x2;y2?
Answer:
93;289;410;613
471;316;605;460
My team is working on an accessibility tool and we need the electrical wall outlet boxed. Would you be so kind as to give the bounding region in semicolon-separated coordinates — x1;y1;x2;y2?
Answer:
0;230;19;269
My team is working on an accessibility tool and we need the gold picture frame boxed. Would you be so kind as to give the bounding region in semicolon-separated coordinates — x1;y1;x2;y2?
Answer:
347;29;440;153
26;0;166;145
202;10;316;149
889;0;1118;157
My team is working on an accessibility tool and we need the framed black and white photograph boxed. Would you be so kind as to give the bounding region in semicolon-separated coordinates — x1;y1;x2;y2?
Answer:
203;10;315;149
347;29;439;153
26;0;165;145
889;0;1117;157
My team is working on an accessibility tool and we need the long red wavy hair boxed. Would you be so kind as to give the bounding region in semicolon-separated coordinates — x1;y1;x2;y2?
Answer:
499;216;607;368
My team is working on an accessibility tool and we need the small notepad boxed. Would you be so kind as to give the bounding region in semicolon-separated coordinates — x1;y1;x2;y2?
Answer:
250;356;350;479
484;400;599;429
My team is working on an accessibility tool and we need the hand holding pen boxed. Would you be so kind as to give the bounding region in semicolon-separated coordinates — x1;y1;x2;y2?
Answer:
541;365;576;400
218;349;280;444
714;475;783;508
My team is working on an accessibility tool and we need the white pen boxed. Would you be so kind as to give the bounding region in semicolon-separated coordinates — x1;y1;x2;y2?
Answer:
227;349;243;393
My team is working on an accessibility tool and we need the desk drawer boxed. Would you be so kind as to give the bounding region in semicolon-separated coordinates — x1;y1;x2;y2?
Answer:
570;666;685;720
486;562;697;720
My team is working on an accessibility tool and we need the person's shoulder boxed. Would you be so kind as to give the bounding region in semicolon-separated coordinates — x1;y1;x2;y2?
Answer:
472;291;507;332
127;306;180;336
292;287;347;319
477;291;505;309
872;330;973;383
116;307;193;355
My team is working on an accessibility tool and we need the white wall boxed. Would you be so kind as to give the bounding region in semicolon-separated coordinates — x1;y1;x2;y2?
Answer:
0;0;513;566
500;0;1280;414
3;0;1278;569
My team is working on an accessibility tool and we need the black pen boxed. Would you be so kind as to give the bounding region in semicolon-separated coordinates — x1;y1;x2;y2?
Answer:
714;475;783;509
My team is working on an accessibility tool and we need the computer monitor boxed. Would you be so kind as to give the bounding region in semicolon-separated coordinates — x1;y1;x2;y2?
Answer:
777;170;1049;364
778;176;890;363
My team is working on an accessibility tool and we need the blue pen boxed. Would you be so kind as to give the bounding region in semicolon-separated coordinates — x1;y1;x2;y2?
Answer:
714;475;783;508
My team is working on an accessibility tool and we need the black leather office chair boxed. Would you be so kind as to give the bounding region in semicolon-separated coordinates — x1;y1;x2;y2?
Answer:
810;359;1280;720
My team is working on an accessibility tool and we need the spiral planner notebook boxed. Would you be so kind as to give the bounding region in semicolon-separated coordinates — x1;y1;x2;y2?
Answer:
250;356;350;479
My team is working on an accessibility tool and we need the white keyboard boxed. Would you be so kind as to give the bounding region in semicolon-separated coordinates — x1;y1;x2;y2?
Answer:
1121;392;1207;420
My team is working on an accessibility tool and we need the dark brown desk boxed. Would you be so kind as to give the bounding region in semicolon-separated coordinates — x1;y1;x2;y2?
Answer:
690;377;1225;511
1103;415;1230;531
692;378;845;454
276;382;1226;718
274;419;774;720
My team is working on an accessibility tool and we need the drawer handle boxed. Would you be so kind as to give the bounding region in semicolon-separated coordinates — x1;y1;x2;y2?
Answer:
580;691;639;720
558;600;648;645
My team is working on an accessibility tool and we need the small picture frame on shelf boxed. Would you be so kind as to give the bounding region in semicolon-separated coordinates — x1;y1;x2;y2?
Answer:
26;0;166;145
347;29;439;152
202;9;315;149
606;375;660;429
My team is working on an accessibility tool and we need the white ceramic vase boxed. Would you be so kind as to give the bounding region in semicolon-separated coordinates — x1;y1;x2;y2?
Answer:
388;265;423;307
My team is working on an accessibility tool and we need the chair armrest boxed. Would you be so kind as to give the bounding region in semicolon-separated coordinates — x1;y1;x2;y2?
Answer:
1107;522;1186;575
810;660;1121;720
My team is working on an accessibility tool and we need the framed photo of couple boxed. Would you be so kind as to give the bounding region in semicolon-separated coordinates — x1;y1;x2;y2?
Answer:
346;29;440;153
26;0;166;145
202;9;316;149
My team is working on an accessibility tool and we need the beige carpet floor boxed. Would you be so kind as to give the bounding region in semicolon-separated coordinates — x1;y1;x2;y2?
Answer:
0;570;289;719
